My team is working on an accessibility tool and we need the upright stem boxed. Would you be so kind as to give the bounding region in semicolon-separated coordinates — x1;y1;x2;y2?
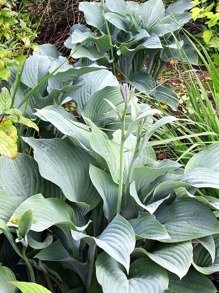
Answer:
117;105;128;214
22;248;36;283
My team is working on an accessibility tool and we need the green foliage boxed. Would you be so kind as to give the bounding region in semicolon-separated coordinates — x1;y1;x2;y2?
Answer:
64;0;196;109
0;0;37;80
0;42;219;291
191;0;219;63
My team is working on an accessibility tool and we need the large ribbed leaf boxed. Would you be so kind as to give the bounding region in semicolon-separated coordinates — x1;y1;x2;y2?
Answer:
105;0;127;15
72;215;135;272
183;143;219;189
0;266;16;293
130;212;170;241
23;138;99;210
0;154;61;198
141;0;165;29
89;122;120;183
167;269;216;293
82;86;124;126
35;105;91;150
146;242;193;278
79;2;106;31
21;55;51;88
166;0;194;15
193;235;219;275
89;165;117;221
8;194;74;232
155;198;219;242
11;282;52;293
69;70;118;110
96;253;168;293
0;193;25;222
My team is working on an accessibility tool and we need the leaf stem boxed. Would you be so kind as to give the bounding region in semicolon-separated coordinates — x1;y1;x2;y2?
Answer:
22;248;36;283
117;104;128;214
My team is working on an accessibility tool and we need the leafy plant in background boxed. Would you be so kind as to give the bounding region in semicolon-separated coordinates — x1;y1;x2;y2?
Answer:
64;0;197;110
1;41;219;292
0;0;37;80
191;0;219;63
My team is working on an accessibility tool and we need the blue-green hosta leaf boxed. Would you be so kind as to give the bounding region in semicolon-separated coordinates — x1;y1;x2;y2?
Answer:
105;12;131;32
183;142;219;189
72;215;135;272
68;70;119;110
96;253;168;293
152;85;179;110
0;266;16;293
89;165;117;221
0;154;61;198
82;86;124;126
79;2;106;32
130;212;170;240
33;44;60;59
105;0;127;15
23;138;100;210
130;181;170;214
140;0;165;29
198;236;216;264
193;235;219;275
35;105;91;150
21;55;51;88
128;71;156;94
166;0;194;15
8;194;75;232
146;242;193;279
89;122;120;184
11;282;52;293
155;198;219;242
167;269;216;293
71;45;104;61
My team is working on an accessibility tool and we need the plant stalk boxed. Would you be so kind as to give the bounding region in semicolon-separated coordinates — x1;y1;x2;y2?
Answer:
22;248;36;283
117;104;128;214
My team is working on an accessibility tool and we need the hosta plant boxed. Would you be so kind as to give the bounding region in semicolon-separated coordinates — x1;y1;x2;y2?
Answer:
1;73;219;292
64;0;197;109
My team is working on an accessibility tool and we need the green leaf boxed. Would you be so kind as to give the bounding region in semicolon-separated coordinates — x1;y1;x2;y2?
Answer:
89;165;117;221
152;85;179;110
79;2;105;31
89;122;120;183
19;116;39;131
23;138;100;210
96;253;169;293
72;215;135;272
21;55;51;88
155;198;219;242
0;153;61;198
128;72;156;94
0;193;25;222
198;236;216;264
0;87;12;112
141;0;165;29
146;242;193;278
10;282;52;293
18;209;33;238
35;105;91;150
105;0;127;15
130;212;170;240
9;194;75;232
82;86;124;126
0;119;18;159
0;266;16;293
167;269;216;293
183;142;219;189
193;235;219;275
166;0;194;15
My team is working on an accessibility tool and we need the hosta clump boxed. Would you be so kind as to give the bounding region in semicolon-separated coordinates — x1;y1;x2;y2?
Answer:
1;77;219;292
64;0;197;109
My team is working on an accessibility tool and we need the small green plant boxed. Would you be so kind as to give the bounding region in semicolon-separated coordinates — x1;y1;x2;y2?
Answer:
191;0;219;63
0;0;37;80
